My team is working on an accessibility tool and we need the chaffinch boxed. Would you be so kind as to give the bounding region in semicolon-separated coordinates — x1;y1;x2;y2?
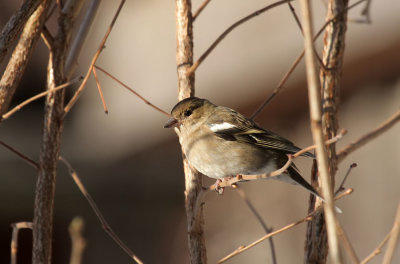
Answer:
164;97;319;198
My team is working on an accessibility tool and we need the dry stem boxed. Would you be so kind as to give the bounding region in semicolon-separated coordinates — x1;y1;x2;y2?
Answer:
337;109;400;163
382;203;400;264
92;67;108;113
63;0;126;115
187;0;293;76
192;0;211;21
94;65;169;116
299;0;342;263
59;157;144;264
0;140;39;169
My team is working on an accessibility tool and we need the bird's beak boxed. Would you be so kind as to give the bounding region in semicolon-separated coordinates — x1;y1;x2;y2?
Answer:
164;117;180;128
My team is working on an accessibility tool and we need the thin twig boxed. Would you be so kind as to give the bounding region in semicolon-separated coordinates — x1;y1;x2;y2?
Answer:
187;0;293;76
10;222;33;264
94;65;169;116
360;204;400;264
337;109;400;163
1;77;82;121
69;217;86;264
192;0;211;21
92;67;108;114
235;186;277;264
218;189;353;264
337;223;360;264
251;0;367;119
360;0;372;23
0;140;39;169
382;203;400;264
63;0;126;115
59;157;144;264
299;0;341;263
335;163;357;196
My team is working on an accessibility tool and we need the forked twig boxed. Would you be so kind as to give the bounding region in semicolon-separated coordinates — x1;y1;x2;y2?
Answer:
63;0;126;115
94;65;170;116
92;67;108;114
187;0;293;75
59;156;144;264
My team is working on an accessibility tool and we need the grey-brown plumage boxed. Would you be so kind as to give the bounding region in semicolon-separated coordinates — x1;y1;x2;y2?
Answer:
165;97;320;197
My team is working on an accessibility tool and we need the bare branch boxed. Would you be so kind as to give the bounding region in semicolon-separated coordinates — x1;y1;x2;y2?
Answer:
235;186;277;264
69;217;86;264
59;157;144;264
1;77;82;121
192;0;211;21
94;65;169;116
92;67;108;114
337;109;400;162
63;0;126;115
10;222;33;264
382;203;400;264
0;0;42;64
0;0;50;116
65;0;101;77
187;0;293;75
0;140;39;169
251;0;367;120
299;0;342;263
334;163;357;196
337;223;360;263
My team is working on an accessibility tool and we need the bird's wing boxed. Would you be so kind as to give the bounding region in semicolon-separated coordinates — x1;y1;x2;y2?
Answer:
207;107;315;157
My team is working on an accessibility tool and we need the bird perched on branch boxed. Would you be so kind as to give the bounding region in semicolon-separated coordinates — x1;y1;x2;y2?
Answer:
164;97;319;198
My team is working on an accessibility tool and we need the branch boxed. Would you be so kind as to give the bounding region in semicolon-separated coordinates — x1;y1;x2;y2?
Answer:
92;67;108;114
187;0;293;75
65;0;101;77
94;65;169;116
235;186;276;264
0;0;50;116
59;157;144;264
63;0;126;115
192;0;211;21
337;223;359;263
382;203;400;264
10;222;33;264
0;0;42;64
299;0;342;263
33;0;80;262
337;109;400;162
1;77;82;121
360;203;400;264
218;189;353;264
0;140;39;169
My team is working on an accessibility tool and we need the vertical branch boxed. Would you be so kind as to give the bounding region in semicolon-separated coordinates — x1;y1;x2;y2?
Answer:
305;0;349;263
299;0;342;263
0;1;49;116
175;1;207;264
32;1;80;263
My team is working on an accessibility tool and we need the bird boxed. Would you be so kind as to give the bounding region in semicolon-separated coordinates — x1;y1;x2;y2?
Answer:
164;97;320;198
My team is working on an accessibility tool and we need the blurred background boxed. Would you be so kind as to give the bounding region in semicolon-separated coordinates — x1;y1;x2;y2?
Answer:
0;0;399;263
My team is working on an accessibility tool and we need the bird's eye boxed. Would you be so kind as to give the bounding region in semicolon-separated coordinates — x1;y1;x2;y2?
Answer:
184;109;192;117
